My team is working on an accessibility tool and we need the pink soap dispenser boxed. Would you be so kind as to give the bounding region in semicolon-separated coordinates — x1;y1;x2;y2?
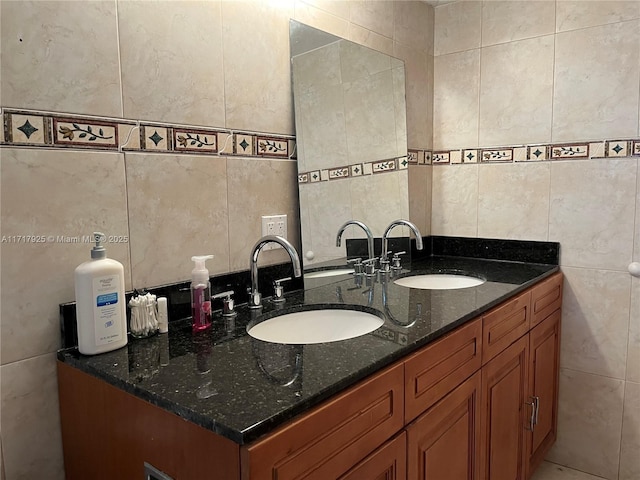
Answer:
190;255;213;332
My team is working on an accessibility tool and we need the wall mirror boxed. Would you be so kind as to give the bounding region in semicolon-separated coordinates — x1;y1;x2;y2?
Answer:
290;20;410;274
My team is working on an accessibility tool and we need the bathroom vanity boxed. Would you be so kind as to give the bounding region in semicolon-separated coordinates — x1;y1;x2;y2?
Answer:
57;248;562;480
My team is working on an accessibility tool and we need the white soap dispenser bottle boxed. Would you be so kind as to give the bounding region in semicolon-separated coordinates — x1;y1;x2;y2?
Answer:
74;232;128;355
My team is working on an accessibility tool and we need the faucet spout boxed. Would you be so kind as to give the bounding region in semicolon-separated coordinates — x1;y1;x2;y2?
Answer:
381;219;424;263
249;235;301;309
335;220;375;261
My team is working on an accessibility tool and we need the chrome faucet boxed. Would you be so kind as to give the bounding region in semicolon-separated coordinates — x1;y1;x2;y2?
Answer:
335;220;375;262
248;235;302;309
380;220;424;272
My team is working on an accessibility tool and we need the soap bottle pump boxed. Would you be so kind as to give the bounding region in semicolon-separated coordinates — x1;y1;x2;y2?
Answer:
191;255;214;332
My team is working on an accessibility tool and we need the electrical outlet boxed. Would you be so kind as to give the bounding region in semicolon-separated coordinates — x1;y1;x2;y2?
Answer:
261;214;288;250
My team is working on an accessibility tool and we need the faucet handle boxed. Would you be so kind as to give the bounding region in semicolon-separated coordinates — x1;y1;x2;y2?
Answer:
212;290;236;317
391;251;407;270
272;277;291;303
379;252;392;273
347;257;363;274
247;287;262;309
362;257;377;276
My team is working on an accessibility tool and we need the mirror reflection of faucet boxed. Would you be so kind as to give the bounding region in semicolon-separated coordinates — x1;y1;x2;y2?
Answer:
361;275;376;307
380;220;424;274
252;340;304;395
346;257;364;275
336;220;375;263
362;257;377;277
381;276;419;328
335;286;344;303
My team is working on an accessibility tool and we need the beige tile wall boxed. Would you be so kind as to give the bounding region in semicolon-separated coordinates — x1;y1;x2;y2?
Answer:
0;1;434;477
117;1;226;127
431;2;640;479
0;1;122;117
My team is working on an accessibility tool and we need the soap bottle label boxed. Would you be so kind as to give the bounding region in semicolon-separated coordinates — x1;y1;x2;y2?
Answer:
93;275;124;346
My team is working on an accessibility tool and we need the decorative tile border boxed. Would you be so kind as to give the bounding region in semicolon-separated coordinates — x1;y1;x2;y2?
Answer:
550;143;589;160
4;111;52;146
373;159;397;173
408;148;431;165
481;148;513;163
432;137;640;166
605;140;630;157
140;124;170;151
433;151;450;164
173;127;221;154
53;117;120;149
462;149;479;163
298;156;407;184
328;166;349;179
234;133;254;156
1;108;296;161
527;145;549;161
4;109;639;175
256;135;289;158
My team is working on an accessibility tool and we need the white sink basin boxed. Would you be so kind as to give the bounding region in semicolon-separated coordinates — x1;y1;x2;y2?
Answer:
247;309;384;344
304;268;355;279
394;274;485;290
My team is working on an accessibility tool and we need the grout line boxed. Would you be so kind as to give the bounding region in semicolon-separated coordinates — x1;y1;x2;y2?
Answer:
617;380;628;480
542;460;609;480
549;0;557;146
547;0;557;244
475;2;483;240
559;264;634;274
617;159;640;479
224;156;232;274
121;140;134;290
560;365;627;383
113;0;132;289
218;1;227;132
114;0;125;119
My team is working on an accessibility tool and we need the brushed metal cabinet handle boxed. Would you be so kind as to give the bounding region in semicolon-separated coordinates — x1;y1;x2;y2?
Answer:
533;395;540;425
525;398;536;431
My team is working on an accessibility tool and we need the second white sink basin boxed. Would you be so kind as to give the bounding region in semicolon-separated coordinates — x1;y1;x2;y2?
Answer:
394;274;485;290
248;308;384;344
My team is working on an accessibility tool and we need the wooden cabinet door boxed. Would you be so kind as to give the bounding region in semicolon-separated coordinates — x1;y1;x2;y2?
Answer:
526;309;561;478
242;363;404;480
340;433;407;480
480;335;529;480
58;362;241;480
407;371;481;480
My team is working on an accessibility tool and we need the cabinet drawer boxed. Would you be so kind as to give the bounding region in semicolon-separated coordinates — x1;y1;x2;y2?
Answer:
405;318;482;423
482;290;531;364
531;272;563;328
242;362;404;480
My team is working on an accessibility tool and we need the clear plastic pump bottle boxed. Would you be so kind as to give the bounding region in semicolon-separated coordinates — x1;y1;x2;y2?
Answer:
191;255;214;332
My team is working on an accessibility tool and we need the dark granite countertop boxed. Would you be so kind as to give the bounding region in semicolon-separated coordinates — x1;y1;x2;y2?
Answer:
58;254;558;445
